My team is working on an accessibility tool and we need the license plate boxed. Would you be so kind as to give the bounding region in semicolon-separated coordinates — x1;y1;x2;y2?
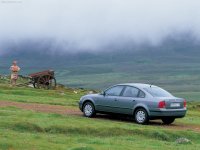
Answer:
170;103;180;107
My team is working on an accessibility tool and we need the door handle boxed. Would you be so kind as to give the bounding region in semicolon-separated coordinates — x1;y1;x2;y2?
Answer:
114;98;118;101
132;99;136;102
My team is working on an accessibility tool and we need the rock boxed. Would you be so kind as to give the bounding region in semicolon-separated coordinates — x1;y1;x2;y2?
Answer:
59;91;65;95
88;91;94;94
176;137;191;144
28;84;34;88
60;92;65;95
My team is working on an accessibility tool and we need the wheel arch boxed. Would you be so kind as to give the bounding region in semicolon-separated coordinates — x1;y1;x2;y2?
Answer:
82;99;95;111
133;104;150;116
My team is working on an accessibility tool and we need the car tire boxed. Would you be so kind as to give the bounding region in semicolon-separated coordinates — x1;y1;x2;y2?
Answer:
134;108;149;125
83;102;96;118
162;117;175;125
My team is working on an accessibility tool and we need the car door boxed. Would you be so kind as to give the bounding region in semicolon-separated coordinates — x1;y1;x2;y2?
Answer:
95;85;124;113
116;86;145;114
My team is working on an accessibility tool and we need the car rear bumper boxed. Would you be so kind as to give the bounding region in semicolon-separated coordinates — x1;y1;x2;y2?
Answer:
149;108;187;118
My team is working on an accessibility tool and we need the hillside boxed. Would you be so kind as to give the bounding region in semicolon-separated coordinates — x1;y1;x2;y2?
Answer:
1;35;200;93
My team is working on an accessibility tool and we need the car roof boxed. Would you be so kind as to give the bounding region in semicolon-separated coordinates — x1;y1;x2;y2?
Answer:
116;83;157;88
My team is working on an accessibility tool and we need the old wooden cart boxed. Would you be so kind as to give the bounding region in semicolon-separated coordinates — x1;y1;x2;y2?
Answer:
28;70;56;89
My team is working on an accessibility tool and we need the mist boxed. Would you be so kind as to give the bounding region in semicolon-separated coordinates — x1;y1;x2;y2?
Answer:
1;0;200;55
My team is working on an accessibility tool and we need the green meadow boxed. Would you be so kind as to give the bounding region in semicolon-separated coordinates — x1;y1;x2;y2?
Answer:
0;80;200;150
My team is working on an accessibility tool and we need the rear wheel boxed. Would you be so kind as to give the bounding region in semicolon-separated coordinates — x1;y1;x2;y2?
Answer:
162;117;175;125
134;108;149;124
83;102;96;118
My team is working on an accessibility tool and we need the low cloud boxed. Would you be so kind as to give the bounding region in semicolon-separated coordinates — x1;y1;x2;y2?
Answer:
0;0;200;54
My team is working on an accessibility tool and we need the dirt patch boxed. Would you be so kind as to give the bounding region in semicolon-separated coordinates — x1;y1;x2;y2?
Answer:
149;120;200;133
0;100;82;115
0;100;199;133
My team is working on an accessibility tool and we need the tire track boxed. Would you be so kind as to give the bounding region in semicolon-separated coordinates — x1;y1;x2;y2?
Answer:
0;100;82;115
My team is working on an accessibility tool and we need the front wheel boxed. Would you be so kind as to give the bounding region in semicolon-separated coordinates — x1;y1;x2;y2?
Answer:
83;102;96;118
134;108;149;125
162;117;175;125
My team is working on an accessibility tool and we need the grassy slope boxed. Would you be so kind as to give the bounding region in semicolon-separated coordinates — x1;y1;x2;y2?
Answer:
0;85;84;106
0;83;200;150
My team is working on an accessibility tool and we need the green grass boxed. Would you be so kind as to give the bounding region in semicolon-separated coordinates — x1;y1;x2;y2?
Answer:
0;81;200;149
0;107;200;150
0;83;87;106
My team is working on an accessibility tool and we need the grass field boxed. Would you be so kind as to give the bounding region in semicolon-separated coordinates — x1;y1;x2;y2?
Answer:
0;81;200;150
0;107;200;150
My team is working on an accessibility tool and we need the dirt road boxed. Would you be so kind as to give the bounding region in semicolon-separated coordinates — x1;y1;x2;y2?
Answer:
0;100;82;115
0;100;200;133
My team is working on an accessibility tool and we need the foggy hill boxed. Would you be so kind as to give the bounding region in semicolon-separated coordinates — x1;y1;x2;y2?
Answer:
1;33;200;90
1;32;200;68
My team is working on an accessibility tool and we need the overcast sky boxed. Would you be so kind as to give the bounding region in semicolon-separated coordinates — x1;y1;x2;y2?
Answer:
0;0;200;53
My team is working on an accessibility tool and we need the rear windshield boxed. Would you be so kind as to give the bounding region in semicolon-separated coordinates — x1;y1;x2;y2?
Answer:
144;87;173;97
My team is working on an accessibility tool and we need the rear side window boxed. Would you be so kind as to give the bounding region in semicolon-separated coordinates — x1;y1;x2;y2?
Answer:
105;86;124;96
123;86;139;97
138;90;145;98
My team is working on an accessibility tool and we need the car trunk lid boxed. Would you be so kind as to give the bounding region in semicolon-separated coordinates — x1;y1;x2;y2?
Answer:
161;97;185;109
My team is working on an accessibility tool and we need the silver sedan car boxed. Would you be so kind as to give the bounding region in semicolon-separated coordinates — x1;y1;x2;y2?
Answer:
79;83;187;124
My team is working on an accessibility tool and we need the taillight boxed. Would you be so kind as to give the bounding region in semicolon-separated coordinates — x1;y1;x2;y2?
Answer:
158;101;166;108
183;100;187;108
